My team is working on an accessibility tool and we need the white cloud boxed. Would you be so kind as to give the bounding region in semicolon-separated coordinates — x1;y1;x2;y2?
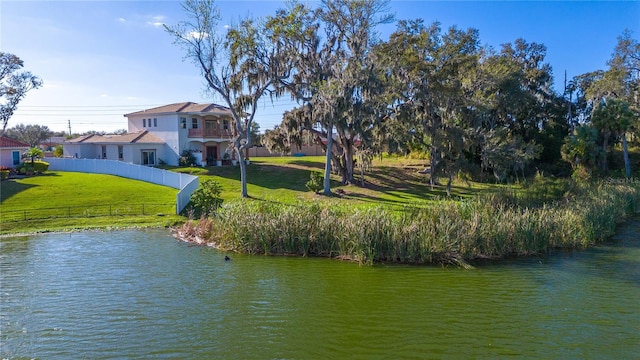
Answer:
146;15;165;28
187;31;209;40
100;94;109;98
118;17;126;23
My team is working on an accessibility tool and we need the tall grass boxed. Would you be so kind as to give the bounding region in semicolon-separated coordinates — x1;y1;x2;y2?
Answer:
175;181;640;265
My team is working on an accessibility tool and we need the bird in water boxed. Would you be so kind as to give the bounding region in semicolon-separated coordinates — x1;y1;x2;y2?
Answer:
224;255;231;261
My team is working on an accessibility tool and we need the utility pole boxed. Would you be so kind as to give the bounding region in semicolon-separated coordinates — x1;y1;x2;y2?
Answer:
68;120;72;136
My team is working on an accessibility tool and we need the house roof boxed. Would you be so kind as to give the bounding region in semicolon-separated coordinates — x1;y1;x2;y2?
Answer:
64;131;165;144
0;136;30;148
124;102;233;117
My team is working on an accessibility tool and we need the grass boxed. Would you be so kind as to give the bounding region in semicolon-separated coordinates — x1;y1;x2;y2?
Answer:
3;156;639;266
178;181;640;266
169;156;510;208
1;172;183;234
170;155;640;265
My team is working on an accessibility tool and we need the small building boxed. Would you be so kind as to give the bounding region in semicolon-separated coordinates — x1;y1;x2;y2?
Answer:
0;136;29;168
63;102;239;166
63;131;166;165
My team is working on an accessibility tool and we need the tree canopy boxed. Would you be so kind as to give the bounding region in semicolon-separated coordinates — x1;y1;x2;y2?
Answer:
0;52;42;135
173;0;638;189
4;123;52;148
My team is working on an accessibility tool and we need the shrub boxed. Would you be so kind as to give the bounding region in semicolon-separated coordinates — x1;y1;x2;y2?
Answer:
178;150;196;167
305;171;323;193
53;144;64;157
188;179;223;218
571;164;592;184
32;160;49;174
176;180;640;266
0;169;9;180
19;166;34;175
24;147;44;165
17;160;49;175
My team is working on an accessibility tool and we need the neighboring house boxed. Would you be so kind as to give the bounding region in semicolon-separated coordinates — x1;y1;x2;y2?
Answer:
40;136;67;151
0;136;29;168
63;102;238;166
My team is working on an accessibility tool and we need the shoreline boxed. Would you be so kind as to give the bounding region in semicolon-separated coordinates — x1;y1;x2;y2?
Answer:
170;217;640;267
168;182;640;266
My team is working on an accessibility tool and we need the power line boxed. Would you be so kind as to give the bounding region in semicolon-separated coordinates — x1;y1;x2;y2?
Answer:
19;99;299;109
19;104;164;108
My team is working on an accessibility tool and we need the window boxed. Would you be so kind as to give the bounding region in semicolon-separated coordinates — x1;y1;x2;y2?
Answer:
143;118;146;127
101;145;107;159
12;150;20;166
180;117;187;129
141;150;156;165
192;118;198;129
118;146;123;160
153;118;157;127
223;119;229;130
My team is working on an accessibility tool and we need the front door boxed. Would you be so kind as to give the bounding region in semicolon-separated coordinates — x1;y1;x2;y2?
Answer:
12;150;21;165
206;146;217;166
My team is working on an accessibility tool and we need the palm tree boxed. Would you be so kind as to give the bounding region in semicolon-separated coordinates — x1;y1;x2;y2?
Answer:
25;147;43;165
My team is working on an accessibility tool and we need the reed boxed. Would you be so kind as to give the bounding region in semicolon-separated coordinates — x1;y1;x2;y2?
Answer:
174;181;640;265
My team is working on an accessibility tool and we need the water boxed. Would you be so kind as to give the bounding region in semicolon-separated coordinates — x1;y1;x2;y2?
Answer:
1;224;639;359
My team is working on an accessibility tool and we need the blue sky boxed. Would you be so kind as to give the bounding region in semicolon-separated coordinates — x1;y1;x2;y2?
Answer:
2;0;639;134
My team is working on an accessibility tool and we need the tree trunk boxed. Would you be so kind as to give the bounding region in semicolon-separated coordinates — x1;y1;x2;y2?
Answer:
343;140;355;185
323;124;333;195
601;131;609;173
621;132;631;178
236;147;248;198
446;173;452;197
429;145;438;190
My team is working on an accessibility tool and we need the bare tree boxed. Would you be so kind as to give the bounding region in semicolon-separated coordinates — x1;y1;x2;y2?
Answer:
166;0;291;197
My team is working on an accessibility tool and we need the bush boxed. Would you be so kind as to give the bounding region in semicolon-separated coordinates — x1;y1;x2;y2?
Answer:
32;160;49;174
176;180;640;265
571;165;592;184
53;144;64;158
1;169;9;180
187;179;223;218
14;160;49;175
17;160;49;175
306;171;323;193
178;150;196;167
18;166;34;175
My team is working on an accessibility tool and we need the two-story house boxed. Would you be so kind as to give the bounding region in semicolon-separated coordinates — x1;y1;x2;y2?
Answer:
63;102;238;166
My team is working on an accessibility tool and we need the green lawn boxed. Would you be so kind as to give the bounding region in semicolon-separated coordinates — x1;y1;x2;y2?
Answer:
1;172;182;234
0;156;521;235
168;155;513;209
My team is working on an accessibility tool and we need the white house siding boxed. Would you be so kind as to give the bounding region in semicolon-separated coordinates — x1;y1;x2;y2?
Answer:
128;114;182;165
125;143;168;166
104;145;118;160
64;143;96;159
0;148;25;168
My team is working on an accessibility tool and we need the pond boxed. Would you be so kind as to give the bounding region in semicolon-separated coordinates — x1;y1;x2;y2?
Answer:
1;223;639;359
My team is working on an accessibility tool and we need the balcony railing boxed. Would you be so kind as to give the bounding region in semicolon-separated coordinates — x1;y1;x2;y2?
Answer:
188;128;227;138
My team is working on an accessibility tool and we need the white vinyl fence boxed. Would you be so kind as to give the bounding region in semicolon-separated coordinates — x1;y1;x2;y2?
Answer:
45;158;199;214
